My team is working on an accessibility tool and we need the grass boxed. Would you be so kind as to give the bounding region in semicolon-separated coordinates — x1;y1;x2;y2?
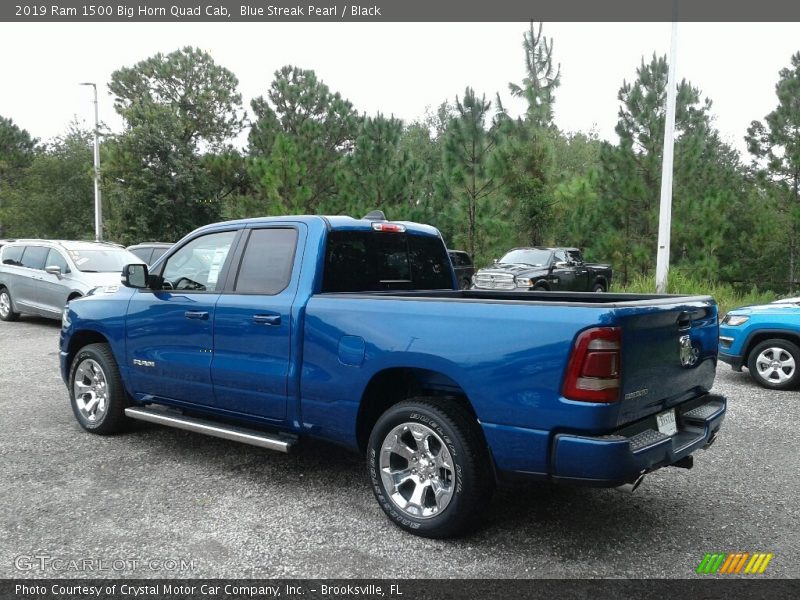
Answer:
616;269;778;318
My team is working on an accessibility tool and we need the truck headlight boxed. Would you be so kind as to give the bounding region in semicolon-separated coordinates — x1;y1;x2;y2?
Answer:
516;278;533;288
723;315;749;326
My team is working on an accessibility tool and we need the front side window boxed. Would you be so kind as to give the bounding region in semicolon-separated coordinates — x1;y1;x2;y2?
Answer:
234;228;298;294
162;230;237;292
20;246;49;270
46;249;69;273
566;250;584;264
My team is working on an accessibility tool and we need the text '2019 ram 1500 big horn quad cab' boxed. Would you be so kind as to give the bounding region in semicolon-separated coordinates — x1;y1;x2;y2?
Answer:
60;213;725;537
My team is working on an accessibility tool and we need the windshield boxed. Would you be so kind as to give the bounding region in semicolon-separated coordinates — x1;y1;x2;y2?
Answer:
498;249;552;267
68;248;143;272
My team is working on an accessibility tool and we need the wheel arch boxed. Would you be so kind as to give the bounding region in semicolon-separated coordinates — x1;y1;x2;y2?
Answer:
66;329;112;372
743;329;800;363
355;366;482;454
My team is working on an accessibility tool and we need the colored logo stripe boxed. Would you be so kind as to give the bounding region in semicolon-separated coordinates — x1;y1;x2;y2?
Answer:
696;553;773;574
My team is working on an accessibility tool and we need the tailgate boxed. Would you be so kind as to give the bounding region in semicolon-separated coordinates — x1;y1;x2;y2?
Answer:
614;298;718;426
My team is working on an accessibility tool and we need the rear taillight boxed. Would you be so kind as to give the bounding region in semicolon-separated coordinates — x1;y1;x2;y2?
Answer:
562;327;621;403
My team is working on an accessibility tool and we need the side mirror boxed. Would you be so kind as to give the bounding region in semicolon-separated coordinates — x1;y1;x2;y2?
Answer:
553;261;569;268
45;265;63;279
122;264;149;289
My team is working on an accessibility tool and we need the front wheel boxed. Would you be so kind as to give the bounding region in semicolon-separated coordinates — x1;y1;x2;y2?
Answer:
747;339;800;390
367;398;494;538
592;283;606;292
69;343;129;434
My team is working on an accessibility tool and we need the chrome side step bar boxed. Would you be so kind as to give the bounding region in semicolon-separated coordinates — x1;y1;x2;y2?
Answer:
124;406;295;453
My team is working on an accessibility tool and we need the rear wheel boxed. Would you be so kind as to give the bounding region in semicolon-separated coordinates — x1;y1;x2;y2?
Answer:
0;288;19;322
747;339;800;390
367;398;494;538
69;343;129;434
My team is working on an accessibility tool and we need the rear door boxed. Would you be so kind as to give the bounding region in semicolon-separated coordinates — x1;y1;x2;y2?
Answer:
211;225;303;421
567;250;590;291
126;229;240;407
17;245;49;314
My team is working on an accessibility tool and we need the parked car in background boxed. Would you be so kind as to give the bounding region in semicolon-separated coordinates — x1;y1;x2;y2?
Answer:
0;239;15;250
720;301;800;390
473;247;612;292
126;242;173;266
447;250;475;289
0;240;144;322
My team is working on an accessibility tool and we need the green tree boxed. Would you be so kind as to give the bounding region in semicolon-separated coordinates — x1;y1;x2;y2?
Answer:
493;22;561;248
1;124;94;239
442;88;501;260
248;66;360;215
105;47;244;244
0;117;37;237
746;52;800;290
593;54;717;284
335;114;422;217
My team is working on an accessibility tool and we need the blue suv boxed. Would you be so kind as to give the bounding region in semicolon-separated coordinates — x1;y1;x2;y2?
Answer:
719;300;800;390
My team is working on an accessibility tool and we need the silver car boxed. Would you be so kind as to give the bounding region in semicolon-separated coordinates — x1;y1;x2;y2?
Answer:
0;240;143;322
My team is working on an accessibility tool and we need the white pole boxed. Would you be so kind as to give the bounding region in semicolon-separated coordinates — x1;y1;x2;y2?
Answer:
655;20;678;294
81;82;102;241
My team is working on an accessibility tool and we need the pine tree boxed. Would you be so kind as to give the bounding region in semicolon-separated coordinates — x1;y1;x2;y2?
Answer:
746;52;800;291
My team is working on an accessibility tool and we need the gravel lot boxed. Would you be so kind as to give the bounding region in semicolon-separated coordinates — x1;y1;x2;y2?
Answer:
1;315;798;579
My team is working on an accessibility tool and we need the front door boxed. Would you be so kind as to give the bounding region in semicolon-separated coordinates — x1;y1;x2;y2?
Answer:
125;229;239;407
211;225;303;421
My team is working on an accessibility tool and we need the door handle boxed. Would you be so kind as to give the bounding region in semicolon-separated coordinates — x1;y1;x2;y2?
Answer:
253;314;281;326
184;311;209;320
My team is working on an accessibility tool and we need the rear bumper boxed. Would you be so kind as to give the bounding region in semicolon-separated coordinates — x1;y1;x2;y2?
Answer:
550;393;726;486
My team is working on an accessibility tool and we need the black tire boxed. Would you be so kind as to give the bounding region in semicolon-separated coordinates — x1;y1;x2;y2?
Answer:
460;278;471;290
68;343;129;434
367;397;494;538
533;282;549;291
0;287;20;322
747;338;800;391
592;283;606;293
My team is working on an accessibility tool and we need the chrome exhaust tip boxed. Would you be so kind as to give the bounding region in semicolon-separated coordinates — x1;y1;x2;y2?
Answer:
615;473;645;493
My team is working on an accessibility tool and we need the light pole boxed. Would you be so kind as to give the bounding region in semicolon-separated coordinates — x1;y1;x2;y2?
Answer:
80;82;102;241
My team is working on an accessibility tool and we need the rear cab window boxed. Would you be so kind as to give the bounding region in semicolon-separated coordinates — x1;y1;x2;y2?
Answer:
323;231;453;292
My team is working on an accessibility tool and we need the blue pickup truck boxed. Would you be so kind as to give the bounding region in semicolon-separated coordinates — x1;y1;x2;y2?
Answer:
59;213;726;537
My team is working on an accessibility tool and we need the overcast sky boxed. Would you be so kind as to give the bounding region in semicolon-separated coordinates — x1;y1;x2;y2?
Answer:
0;22;798;156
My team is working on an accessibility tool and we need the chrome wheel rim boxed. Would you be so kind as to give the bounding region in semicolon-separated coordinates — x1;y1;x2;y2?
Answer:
0;292;10;318
379;422;455;519
755;347;796;384
73;359;108;422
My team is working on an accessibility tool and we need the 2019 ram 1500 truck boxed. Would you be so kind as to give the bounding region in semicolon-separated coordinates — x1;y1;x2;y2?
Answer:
473;247;612;292
60;214;725;538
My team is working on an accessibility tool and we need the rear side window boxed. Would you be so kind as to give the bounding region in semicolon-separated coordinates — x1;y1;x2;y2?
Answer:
1;245;24;266
323;231;452;292
21;246;49;270
234;228;298;294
